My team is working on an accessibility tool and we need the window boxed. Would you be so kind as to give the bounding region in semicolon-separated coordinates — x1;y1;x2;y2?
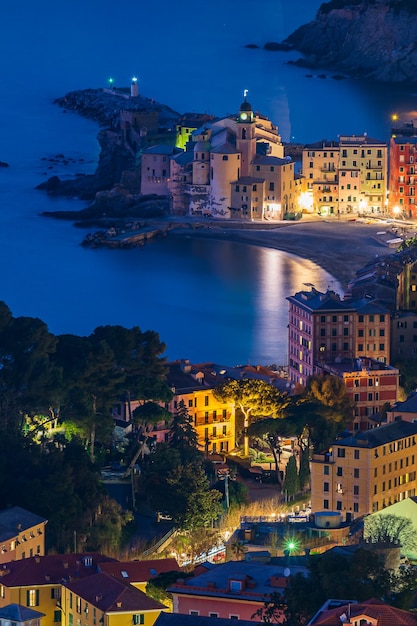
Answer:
51;588;61;600
354;449;360;460
76;597;82;614
230;580;242;591
54;611;61;623
222;155;228;161
336;501;342;511
358;329;364;337
69;615;73;626
132;616;144;625
324;465;329;475
354;468;359;478
70;594;73;610
27;590;39;607
189;612;199;616
204;395;209;406
353;503;359;513
337;467;343;476
0;586;4;599
353;485;359;495
337;448;345;458
209;613;219;618
323;499;329;509
269;182;274;191
324;482;329;492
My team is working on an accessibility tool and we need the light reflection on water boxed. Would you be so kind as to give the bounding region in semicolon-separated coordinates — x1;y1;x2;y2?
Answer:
99;236;341;366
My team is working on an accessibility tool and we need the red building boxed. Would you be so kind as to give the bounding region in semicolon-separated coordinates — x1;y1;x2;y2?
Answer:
389;135;417;218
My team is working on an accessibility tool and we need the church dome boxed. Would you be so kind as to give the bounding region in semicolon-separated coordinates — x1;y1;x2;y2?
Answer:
194;140;211;152
240;100;252;112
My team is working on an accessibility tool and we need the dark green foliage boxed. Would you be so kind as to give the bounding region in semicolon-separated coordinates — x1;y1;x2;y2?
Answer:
394;358;417;394
168;400;199;458
283;455;299;498
298;447;310;491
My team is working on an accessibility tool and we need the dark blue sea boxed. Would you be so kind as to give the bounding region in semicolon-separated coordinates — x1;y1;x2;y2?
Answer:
1;0;416;365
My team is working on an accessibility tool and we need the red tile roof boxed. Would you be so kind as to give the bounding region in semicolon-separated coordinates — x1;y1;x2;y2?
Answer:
64;572;166;613
98;559;179;583
0;553;116;586
312;598;417;625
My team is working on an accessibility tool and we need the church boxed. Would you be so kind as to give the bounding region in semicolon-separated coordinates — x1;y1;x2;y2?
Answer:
141;96;299;220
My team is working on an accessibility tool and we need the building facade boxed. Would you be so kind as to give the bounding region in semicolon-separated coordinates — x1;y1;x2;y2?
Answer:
310;420;417;519
143;98;298;220
301;135;388;215
389;135;417;218
0;507;47;564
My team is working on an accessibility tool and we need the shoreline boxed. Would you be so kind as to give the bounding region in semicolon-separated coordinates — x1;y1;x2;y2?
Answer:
166;219;395;290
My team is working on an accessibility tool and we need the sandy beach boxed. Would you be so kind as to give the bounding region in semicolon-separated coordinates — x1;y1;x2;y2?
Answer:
168;218;398;289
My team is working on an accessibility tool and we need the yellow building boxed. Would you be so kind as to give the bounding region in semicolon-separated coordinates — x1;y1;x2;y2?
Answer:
301;135;388;215
167;361;236;455
0;507;47;564
0;554;116;626
310;420;417;520
62;573;166;626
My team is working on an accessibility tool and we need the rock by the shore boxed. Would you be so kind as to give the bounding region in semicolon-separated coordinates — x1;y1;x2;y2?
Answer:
263;41;293;51
283;0;417;83
0;161;9;168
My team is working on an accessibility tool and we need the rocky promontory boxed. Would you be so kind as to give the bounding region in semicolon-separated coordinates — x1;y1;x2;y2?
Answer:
284;0;417;83
37;88;181;203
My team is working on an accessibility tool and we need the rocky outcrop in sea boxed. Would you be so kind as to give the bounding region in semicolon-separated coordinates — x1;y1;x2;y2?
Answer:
284;0;417;83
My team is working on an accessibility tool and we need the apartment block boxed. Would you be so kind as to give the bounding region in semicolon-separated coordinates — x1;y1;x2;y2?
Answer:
310;420;417;518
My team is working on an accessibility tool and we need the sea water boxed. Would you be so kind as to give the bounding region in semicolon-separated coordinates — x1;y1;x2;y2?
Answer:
0;0;415;364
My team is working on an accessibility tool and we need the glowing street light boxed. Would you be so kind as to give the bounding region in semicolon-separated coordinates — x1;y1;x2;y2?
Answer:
108;77;114;89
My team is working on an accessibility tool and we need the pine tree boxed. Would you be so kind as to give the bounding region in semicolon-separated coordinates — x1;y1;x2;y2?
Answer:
284;455;299;500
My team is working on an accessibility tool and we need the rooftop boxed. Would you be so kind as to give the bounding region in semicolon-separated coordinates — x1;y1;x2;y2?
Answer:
0;507;47;544
65;572;166;613
98;558;179;583
334;420;417;449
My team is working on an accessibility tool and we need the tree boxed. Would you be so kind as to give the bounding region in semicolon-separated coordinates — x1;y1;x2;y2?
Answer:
166;463;222;532
284;398;344;453
364;514;417;556
123;401;172;477
168;400;200;460
248;417;293;487
298;446;310;491
305;374;353;425
252;591;286;624
283;455;299;500
0;312;61;436
56;335;123;462
214;379;286;456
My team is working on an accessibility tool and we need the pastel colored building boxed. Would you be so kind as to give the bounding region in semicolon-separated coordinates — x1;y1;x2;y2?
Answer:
310;420;417;519
301;135;388;215
319;357;399;431
62;572;166;626
389;135;417;218
0;507;47;564
144;97;298;220
308;597;417;625
0;553;116;626
168;560;303;622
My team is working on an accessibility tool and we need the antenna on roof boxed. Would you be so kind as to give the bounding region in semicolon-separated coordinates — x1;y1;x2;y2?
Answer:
243;88;248;100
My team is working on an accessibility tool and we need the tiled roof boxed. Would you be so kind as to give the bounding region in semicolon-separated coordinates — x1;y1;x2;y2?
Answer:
168;560;307;602
143;145;181;155
311;597;417;625
334;420;417;448
0;604;45;621
98;558;179;583
210;142;239;154
0;507;47;543
0;553;116;586
232;176;265;184
287;289;354;313
252;155;288;165
64;572;166;612
391;392;417;413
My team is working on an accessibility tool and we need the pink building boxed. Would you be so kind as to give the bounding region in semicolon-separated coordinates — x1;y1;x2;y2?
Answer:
169;561;306;622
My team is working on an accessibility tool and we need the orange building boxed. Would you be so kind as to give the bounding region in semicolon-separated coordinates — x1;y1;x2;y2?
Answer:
0;507;47;564
389;135;417;219
319;357;399;431
310;420;417;519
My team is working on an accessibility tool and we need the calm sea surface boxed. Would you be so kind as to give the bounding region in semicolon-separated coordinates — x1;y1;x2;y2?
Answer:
1;0;416;364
